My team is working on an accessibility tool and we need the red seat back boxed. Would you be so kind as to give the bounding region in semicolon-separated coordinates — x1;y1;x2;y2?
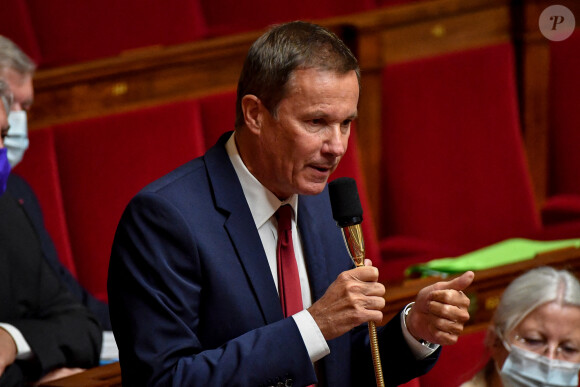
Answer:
379;43;540;253
199;90;237;150
0;0;42;65
13;127;76;275
201;0;375;37
419;329;489;387
53;100;206;301
26;0;207;67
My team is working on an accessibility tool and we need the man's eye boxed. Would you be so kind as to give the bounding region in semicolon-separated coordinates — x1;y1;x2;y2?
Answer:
311;119;324;125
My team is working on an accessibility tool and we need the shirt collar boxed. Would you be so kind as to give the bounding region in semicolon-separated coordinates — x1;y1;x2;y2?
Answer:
225;132;298;229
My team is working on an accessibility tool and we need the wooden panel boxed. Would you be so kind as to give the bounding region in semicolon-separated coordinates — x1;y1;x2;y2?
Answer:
29;31;262;129
377;5;511;66
514;0;580;208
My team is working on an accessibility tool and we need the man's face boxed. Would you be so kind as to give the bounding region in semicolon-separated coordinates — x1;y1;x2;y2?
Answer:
254;68;359;199
2;68;33;111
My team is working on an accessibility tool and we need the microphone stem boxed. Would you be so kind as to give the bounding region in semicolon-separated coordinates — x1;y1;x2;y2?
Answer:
342;225;385;387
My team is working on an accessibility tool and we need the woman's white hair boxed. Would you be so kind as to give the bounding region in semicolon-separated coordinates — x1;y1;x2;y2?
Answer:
493;266;580;338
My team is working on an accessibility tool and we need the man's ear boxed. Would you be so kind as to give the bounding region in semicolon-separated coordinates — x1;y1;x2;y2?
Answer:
241;95;263;134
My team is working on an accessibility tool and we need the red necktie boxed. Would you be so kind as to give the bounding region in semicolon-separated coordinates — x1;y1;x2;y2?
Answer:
277;206;317;386
276;205;303;317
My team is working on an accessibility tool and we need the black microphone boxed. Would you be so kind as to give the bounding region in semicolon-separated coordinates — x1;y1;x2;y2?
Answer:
328;177;385;386
328;177;365;267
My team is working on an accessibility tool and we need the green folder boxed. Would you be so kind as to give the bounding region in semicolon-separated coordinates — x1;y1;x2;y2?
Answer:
405;238;580;278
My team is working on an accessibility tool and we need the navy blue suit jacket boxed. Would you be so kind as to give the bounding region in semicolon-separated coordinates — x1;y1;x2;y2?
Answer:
108;133;438;386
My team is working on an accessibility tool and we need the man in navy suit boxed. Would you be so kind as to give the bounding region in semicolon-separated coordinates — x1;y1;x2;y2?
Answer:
108;21;474;386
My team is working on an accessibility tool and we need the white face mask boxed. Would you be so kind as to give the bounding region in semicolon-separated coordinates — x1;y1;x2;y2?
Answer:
499;343;580;387
5;110;29;168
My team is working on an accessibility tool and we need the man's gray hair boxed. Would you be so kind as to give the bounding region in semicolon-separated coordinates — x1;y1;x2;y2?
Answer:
0;35;36;75
0;79;13;113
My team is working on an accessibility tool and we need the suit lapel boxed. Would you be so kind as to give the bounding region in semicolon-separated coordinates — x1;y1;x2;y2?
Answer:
204;133;283;325
298;196;332;303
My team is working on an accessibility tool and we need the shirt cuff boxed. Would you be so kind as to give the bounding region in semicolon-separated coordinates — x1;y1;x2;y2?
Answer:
400;302;439;359
293;310;330;363
0;323;33;360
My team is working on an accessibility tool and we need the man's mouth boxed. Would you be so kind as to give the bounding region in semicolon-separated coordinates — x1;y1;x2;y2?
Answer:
309;163;336;174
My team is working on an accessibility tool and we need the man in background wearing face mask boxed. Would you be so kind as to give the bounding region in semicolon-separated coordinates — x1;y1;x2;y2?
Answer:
461;266;580;387
0;36;112;331
0;78;102;386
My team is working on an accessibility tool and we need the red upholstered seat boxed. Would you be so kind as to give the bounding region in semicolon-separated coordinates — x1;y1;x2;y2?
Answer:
53;100;206;301
543;31;580;225
0;0;42;65
199;90;237;150
13;127;76;275
26;0;208;67
399;378;421;387
378;43;541;280
200;0;375;37
419;329;489;387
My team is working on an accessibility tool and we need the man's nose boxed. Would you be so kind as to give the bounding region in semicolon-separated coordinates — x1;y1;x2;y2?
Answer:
324;125;348;157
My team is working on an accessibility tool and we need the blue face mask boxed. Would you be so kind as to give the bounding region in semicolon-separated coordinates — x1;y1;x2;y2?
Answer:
0;147;11;196
500;343;580;387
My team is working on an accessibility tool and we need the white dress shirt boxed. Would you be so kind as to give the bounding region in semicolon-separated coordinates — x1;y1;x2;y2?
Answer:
0;323;32;359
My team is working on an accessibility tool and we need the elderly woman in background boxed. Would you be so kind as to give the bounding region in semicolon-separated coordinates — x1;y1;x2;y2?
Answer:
463;266;580;386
